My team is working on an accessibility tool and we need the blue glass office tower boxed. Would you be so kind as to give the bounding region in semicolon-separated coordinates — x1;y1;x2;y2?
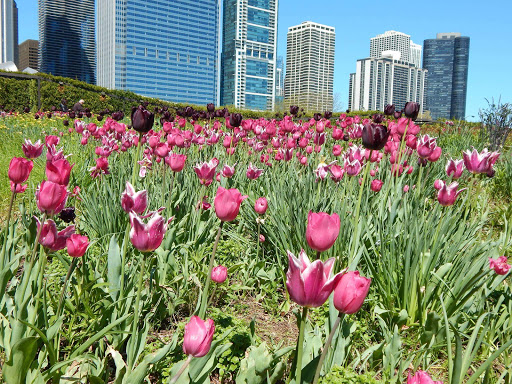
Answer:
221;0;278;111
97;1;221;105
38;0;95;84
423;33;470;120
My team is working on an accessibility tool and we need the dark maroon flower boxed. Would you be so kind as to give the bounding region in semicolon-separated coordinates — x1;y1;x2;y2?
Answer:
229;113;243;127
404;102;420;120
362;124;389;150
289;105;299;116
131;106;155;133
384;104;395;116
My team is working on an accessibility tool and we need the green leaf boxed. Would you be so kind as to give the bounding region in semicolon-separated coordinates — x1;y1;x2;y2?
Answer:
2;336;39;384
108;235;122;301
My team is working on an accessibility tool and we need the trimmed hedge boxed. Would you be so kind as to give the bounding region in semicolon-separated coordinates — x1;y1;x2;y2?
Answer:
0;70;378;119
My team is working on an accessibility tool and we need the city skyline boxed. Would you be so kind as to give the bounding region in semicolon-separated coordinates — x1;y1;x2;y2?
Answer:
11;0;512;120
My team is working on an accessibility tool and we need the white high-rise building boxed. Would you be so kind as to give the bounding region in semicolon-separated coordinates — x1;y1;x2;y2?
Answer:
221;0;278;111
0;0;18;64
410;42;422;68
348;55;427;114
285;21;335;112
370;30;421;67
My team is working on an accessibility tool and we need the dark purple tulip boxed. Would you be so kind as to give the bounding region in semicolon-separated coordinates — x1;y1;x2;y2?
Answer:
131;106;155;133
362;124;389;150
85;112;92;118
229;113;243;127
59;207;76;223
207;103;215;113
384;104;395;116
372;114;384;124
324;111;332;119
24;106;30;113
112;111;124;121
184;106;194;117
77;112;83;118
394;110;403;119
313;113;322;121
34;114;39;119
404;102;420;120
46;113;52;118
97;115;104;121
343;133;349;141
289;105;299;116
68;111;75;119
63;120;69;126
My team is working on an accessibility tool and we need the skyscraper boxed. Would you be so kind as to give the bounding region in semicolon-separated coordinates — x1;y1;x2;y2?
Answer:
348;54;427;114
370;30;422;67
18;39;39;71
275;56;284;105
221;0;278;111
97;0;221;105
284;21;335;112
0;0;18;64
39;0;95;84
423;33;470;120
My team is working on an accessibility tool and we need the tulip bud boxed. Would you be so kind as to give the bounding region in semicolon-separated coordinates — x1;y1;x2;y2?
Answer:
254;197;268;215
66;234;89;257
207;103;215;113
406;370;443;384
121;182;148;214
384;104;395;116
214;187;248;222
333;271;371;314
211;265;228;283
229;113;243;127
46;158;74;186
183;316;215;357
362;124;389;151
289;105;299;116
403;102;420;121
8;157;34;185
131;106;155;133
36;180;68;215
306;211;340;252
371;179;384;192
394;110;402;119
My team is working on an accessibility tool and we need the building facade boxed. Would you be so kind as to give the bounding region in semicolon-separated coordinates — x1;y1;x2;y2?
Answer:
348;55;427;114
423;33;470;120
39;0;95;83
0;0;18;64
97;0;221;105
18;39;39;70
370;30;422;67
275;56;284;105
284;21;335;112
221;0;278;111
410;42;422;68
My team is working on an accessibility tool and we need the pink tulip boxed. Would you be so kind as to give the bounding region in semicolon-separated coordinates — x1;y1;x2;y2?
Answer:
45;135;60;147
129;212;172;252
165;153;187;172
46;158;74;186
434;179;444;190
417;135;439;159
183;316;215;357
214;187;248;222
332;271;371;314
155;142;170;158
489;256;511;275
329;165;344;182
22;139;44;159
8;157;33;185
437;181;466;206
221;164;236;178
35;218;75;252
371;179;383;192
246;163;264;180
406;370;443;384
344;159;362;177
462;148;500;175
332;145;342;156
194;158;219;186
36;180;68;215
211;265;228;283
286;249;343;307
259;234;265;242
201;196;211;210
66;234;89;257
445;159;464;179
254;197;268;215
306;211;340;252
121;181;148;214
10;181;28;193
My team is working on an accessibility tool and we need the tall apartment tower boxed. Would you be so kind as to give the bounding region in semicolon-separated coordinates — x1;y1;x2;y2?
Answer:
423;33;470;120
221;0;278;111
348;54;427;114
39;0;95;84
97;0;221;105
0;0;18;64
285;21;335;112
18;39;39;70
275;56;284;104
370;30;422;67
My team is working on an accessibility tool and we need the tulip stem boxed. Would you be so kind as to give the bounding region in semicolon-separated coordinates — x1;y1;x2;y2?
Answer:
313;313;344;384
161;162;167;207
128;256;146;371
170;355;193;384
198;221;223;319
54;257;78;352
294;306;309;384
348;158;371;266
1;188;16;264
256;222;261;260
169;171;176;211
131;132;143;186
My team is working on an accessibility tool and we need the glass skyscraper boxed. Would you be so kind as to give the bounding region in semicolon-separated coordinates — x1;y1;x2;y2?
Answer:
39;0;95;84
423;33;470;120
1;0;18;64
97;0;221;105
221;0;278;111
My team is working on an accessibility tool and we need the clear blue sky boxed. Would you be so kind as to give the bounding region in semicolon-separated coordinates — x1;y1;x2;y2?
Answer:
17;0;511;121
